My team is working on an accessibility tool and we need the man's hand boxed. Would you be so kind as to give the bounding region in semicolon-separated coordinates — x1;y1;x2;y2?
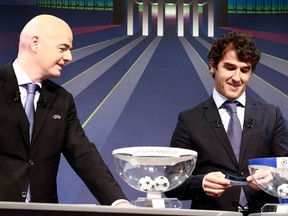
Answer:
246;175;261;191
247;170;273;191
203;172;232;197
114;201;135;208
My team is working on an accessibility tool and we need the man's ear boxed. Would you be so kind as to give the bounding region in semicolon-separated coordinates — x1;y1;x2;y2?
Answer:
209;59;216;75
209;59;217;79
30;36;39;53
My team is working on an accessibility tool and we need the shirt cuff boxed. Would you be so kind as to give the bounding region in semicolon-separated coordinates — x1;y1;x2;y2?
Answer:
111;199;130;207
202;174;207;190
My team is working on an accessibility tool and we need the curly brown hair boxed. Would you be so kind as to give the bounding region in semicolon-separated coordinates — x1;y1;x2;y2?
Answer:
208;31;261;77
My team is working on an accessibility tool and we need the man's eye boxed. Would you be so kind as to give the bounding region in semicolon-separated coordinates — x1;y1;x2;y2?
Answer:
241;67;251;73
226;66;236;71
59;47;68;52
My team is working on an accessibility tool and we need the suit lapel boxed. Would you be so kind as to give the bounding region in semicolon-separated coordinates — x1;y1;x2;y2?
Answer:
32;81;56;145
0;63;31;148
239;96;257;163
203;97;239;167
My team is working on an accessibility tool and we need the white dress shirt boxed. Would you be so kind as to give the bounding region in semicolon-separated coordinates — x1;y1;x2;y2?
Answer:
13;60;41;109
212;88;246;131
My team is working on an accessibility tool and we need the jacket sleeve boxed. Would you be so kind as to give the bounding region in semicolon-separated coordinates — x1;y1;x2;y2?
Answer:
62;93;127;205
164;112;207;200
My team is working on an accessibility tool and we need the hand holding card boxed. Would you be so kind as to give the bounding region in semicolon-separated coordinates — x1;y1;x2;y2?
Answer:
225;174;248;186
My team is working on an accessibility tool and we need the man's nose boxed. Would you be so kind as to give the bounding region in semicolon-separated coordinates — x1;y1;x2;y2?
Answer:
64;50;72;62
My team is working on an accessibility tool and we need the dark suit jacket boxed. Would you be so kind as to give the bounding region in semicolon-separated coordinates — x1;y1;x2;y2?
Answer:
0;63;126;204
165;96;288;213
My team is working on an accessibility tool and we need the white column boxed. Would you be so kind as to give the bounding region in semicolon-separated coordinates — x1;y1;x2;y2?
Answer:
191;0;199;37
207;0;214;37
177;0;184;37
142;0;151;36
127;0;134;35
157;0;164;36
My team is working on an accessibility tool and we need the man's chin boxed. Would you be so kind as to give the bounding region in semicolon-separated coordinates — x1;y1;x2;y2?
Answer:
225;91;242;100
52;71;61;78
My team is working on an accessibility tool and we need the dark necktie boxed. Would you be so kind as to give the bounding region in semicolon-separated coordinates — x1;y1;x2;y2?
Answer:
25;83;38;143
223;101;247;208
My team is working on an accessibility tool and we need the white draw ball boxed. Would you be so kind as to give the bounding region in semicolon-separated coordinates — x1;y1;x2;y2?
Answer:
154;176;170;192
138;176;154;191
277;183;288;197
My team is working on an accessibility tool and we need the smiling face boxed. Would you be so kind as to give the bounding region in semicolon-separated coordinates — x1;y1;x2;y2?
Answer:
35;25;73;79
17;14;73;82
207;32;261;100
210;48;252;100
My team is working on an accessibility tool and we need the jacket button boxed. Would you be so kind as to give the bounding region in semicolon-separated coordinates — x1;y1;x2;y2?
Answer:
232;200;238;206
29;160;34;165
239;171;244;176
21;191;27;198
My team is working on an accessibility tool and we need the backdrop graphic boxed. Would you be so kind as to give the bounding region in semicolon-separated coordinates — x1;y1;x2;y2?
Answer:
0;0;287;208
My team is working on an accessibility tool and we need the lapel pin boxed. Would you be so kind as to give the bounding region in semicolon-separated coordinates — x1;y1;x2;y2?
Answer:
52;114;61;120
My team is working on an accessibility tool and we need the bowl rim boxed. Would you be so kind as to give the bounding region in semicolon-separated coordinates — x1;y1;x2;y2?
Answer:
112;146;197;157
248;157;288;167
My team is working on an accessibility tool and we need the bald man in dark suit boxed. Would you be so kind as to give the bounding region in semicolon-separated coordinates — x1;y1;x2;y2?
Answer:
0;14;131;206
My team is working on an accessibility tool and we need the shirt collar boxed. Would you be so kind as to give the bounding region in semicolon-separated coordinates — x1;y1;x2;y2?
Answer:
13;59;42;88
212;87;246;109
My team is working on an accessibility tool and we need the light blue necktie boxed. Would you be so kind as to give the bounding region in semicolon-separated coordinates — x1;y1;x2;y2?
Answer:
24;83;39;202
223;101;247;209
223;101;242;161
25;83;38;143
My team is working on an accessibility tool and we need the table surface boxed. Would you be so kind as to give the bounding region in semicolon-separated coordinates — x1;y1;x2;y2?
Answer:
0;202;243;216
250;212;288;216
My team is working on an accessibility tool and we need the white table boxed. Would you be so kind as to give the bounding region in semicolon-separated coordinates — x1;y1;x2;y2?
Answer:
0;202;243;216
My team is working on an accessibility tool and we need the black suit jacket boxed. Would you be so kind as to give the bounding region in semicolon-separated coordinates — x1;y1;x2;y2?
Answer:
165;96;288;213
0;63;126;204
